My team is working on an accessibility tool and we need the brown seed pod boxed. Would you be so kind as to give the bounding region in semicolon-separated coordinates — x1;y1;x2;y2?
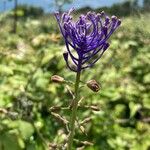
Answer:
49;143;57;149
49;106;61;112
80;117;92;125
77;146;85;150
81;141;94;146
86;80;100;92
90;105;100;111
51;75;65;83
84;105;100;111
51;112;68;125
0;108;7;114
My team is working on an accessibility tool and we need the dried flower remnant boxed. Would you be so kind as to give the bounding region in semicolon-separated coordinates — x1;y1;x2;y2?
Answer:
55;9;121;72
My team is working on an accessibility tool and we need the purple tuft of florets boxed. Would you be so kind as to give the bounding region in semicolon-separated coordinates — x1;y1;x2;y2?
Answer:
55;8;121;72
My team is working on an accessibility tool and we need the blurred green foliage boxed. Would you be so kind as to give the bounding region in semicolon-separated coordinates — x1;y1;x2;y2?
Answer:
15;5;44;18
0;10;150;150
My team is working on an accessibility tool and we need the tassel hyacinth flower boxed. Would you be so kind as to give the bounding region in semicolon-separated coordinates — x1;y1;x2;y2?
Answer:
54;8;121;150
55;8;121;72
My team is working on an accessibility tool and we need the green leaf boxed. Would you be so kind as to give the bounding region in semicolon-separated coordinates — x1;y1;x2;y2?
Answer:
17;121;34;140
129;102;141;118
0;133;22;150
6;120;34;140
0;65;13;75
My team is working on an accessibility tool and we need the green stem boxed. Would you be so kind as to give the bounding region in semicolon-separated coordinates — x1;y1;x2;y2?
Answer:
67;71;81;150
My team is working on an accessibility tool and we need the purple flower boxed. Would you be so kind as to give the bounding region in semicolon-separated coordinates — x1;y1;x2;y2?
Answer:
55;8;121;72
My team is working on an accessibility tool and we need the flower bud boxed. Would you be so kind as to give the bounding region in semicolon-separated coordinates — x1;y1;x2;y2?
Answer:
86;80;100;92
51;75;64;83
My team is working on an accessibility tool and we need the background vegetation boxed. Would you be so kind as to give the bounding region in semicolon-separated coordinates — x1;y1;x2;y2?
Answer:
0;0;150;149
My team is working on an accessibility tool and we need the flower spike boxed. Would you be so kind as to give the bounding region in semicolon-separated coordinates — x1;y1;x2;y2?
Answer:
55;9;121;72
